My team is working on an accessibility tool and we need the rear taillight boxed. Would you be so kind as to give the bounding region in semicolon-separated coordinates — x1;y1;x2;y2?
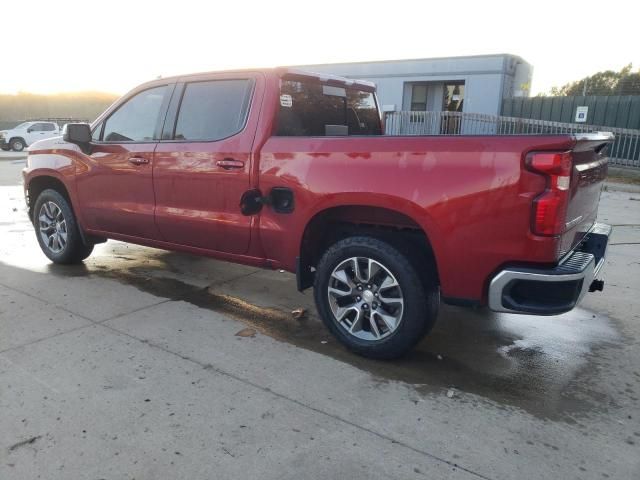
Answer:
527;151;572;236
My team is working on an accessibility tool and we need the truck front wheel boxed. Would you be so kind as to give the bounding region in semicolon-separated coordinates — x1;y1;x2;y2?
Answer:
33;189;93;264
10;138;26;152
314;236;439;359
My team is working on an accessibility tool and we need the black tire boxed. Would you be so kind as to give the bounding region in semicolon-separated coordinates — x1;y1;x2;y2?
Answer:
1;145;10;151
33;189;93;264
10;138;25;152
314;236;439;359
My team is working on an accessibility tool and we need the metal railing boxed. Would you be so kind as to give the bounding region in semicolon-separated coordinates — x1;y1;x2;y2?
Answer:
384;111;640;168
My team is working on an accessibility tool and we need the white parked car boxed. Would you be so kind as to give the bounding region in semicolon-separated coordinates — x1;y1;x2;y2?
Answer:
0;121;61;152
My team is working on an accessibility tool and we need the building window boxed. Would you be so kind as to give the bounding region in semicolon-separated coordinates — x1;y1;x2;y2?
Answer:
410;84;427;111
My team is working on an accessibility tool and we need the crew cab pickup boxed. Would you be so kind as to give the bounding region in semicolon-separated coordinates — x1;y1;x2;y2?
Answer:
22;68;613;358
1;121;61;151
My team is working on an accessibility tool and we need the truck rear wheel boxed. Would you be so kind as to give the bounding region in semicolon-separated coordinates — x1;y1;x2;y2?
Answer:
33;189;93;264
314;236;439;359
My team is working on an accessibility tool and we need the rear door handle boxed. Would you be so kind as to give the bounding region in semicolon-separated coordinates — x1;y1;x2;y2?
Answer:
128;157;150;165
216;159;245;170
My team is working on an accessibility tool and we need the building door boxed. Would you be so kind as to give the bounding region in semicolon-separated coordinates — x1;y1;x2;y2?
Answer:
441;82;465;134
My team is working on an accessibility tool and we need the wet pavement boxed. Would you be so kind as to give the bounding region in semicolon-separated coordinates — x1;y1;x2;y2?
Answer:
1;158;639;479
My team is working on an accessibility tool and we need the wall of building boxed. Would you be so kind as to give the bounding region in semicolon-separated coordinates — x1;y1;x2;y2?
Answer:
293;54;532;116
502;57;534;98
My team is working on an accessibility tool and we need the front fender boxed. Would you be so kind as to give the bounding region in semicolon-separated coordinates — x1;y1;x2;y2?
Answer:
23;143;85;228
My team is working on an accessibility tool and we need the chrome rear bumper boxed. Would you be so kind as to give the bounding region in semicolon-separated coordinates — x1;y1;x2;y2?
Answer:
488;223;611;315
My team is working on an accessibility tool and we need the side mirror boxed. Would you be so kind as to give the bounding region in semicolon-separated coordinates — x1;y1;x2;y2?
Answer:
63;123;91;145
27;128;34;133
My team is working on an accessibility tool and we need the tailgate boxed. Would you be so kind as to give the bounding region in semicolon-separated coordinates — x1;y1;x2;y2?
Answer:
559;133;613;257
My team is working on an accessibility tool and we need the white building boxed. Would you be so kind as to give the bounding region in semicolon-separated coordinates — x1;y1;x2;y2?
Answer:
294;53;532;116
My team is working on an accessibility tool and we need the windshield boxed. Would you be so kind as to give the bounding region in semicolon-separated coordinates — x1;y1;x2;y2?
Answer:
12;122;30;130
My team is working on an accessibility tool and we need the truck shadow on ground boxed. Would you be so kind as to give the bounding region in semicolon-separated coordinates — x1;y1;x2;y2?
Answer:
33;242;623;423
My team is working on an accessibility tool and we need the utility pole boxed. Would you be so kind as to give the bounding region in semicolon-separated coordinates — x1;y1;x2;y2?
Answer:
582;78;588;96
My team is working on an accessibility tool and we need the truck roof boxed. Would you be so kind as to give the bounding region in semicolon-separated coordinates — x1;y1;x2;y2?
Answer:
144;67;377;92
274;67;376;91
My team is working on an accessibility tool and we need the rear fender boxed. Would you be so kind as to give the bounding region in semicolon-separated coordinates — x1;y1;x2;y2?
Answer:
295;194;443;290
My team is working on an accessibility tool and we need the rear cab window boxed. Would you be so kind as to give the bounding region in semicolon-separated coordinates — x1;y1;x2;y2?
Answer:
172;79;254;141
276;77;382;136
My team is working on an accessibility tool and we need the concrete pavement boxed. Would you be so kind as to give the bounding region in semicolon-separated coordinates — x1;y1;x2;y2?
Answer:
0;158;639;479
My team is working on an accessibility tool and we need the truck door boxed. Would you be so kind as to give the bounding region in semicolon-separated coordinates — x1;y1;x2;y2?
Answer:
41;122;59;139
76;84;172;239
26;123;48;145
153;73;263;254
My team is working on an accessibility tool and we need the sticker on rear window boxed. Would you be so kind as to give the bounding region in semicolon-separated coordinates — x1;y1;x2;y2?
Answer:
280;94;292;108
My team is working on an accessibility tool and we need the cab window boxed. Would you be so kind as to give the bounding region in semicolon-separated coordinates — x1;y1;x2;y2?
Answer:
91;123;103;141
102;86;168;142
276;78;382;136
173;79;253;141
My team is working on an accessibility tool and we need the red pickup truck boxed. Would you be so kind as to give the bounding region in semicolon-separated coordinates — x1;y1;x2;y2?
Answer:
23;68;613;358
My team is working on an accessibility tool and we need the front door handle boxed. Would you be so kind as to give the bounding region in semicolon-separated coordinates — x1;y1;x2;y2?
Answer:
128;157;150;165
216;159;245;170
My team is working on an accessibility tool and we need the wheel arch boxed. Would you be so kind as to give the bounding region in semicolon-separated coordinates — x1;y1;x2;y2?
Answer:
26;175;73;221
26;174;103;246
9;136;26;148
297;203;440;291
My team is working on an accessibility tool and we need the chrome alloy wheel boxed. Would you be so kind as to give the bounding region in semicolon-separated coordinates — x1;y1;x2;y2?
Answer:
327;257;404;341
38;201;68;253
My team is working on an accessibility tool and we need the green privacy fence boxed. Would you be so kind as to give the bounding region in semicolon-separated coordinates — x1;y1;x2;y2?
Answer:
502;95;640;130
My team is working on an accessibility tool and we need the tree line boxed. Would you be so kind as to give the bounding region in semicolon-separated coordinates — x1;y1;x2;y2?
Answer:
543;64;640;96
0;91;119;126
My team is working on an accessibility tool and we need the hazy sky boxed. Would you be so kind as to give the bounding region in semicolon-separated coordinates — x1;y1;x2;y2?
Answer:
2;0;638;96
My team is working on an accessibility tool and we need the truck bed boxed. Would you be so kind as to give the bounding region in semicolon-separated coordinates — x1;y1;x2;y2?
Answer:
258;132;612;302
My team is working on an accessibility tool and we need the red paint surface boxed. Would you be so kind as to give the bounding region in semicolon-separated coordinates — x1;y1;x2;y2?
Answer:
23;68;607;303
